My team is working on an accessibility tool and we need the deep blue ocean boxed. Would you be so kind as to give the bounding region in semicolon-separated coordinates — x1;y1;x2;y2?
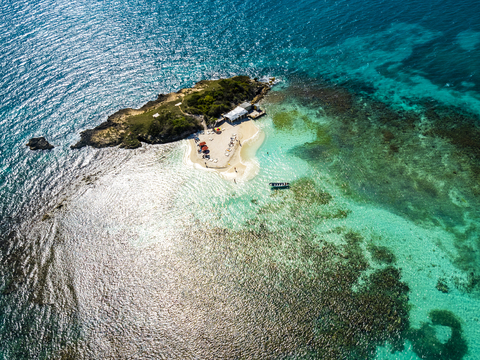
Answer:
1;0;480;358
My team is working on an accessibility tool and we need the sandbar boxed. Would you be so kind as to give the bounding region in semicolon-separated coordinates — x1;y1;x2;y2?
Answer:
186;120;263;181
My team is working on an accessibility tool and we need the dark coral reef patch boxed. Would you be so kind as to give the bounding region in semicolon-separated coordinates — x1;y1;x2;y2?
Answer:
313;266;410;358
192;220;412;358
290;177;332;205
409;310;468;360
368;244;397;264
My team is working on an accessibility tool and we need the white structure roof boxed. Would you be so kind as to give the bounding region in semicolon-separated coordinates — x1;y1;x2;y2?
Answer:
225;106;248;121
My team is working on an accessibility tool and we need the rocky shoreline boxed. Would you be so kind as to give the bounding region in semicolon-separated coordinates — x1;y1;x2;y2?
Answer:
71;76;271;150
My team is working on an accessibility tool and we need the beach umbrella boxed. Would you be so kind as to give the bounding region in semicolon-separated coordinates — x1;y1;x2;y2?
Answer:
202;146;209;151
199;141;206;146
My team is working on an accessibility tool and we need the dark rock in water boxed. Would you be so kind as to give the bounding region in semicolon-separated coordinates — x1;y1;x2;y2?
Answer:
26;137;54;150
436;278;449;293
41;213;52;221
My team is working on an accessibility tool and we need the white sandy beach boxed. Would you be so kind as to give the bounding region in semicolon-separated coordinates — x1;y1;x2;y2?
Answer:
186;120;263;181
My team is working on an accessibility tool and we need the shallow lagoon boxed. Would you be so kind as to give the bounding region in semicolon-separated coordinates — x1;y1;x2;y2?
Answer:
3;80;476;358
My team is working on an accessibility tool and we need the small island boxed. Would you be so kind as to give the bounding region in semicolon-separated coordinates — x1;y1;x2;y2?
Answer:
71;76;271;149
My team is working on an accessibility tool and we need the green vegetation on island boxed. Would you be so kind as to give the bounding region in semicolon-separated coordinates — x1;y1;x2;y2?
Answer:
184;77;261;121
71;76;270;149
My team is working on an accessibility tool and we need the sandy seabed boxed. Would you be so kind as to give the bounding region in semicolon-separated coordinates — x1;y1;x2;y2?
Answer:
185;120;264;182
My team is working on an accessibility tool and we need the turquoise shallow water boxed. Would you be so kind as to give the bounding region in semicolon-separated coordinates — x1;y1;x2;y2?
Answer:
1;0;480;358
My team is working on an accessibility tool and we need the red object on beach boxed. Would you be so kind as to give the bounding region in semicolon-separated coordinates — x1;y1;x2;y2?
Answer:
199;141;206;146
202;146;209;151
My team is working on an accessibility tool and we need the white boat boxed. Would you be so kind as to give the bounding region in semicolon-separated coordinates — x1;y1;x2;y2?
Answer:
269;182;290;188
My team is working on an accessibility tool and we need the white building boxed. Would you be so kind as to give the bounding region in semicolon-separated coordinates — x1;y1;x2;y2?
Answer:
239;102;253;111
224;106;248;122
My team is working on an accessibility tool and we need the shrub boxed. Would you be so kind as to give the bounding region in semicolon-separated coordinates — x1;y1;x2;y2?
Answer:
172;117;192;135
148;120;162;137
185;77;255;118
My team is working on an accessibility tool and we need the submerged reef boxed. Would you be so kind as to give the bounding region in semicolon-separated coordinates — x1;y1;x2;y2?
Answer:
185;219;412;359
368;244;396;264
71;76;269;149
217;178;468;359
190;176;412;358
290;178;332;205
277;78;480;295
409;310;468;359
313;265;409;358
436;278;450;293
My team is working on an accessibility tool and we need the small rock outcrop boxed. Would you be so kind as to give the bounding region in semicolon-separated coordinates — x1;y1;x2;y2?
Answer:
26;137;54;150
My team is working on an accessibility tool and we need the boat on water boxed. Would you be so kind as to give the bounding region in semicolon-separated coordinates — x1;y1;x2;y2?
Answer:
269;182;290;188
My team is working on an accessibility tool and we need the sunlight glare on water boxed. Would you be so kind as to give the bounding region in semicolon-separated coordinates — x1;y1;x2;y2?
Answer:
1;0;480;358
